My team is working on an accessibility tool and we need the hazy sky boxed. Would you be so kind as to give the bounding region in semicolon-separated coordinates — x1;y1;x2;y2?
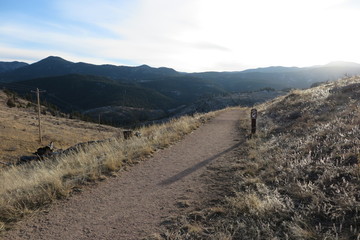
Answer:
1;0;360;72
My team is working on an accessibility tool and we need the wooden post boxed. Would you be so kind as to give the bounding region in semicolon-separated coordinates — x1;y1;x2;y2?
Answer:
32;88;46;143
251;108;257;134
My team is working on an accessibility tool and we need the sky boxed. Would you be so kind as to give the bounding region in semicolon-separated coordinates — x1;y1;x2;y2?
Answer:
1;0;360;72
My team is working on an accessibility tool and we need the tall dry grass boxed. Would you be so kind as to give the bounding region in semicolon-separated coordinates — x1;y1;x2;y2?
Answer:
0;111;216;233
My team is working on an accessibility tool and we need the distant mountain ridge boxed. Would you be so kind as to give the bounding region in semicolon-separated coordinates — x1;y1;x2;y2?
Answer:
242;66;301;73
191;61;360;90
0;61;28;73
2;57;360;90
0;56;179;82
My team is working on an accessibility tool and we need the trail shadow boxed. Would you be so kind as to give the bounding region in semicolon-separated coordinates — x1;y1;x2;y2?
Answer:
158;142;242;186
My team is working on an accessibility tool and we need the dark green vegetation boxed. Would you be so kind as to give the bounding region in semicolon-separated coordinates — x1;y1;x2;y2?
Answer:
139;76;226;105
1;56;360;125
16;74;174;111
159;76;360;239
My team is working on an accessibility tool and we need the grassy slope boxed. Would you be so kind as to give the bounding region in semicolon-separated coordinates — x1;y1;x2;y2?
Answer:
159;76;360;240
0;90;118;164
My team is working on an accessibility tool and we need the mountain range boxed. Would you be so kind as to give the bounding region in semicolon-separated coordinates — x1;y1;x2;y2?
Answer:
0;56;178;82
1;56;360;125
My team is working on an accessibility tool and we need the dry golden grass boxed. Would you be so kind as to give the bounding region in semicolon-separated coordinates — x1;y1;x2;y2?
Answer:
161;76;360;239
0;94;219;234
0;90;118;165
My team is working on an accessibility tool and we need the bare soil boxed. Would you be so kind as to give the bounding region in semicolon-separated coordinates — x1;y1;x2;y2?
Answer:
4;109;242;240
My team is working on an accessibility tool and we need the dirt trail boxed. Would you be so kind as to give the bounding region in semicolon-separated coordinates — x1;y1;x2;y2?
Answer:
5;109;242;240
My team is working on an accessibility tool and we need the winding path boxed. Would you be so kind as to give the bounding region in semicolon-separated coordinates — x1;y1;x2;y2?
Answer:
5;109;242;240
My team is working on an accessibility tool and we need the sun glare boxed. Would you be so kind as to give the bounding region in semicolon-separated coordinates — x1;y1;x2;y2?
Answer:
170;0;360;70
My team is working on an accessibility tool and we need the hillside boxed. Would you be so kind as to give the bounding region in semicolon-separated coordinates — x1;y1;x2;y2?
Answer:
161;76;360;239
84;106;168;126
15;74;174;111
138;76;226;105
173;89;287;117
0;89;119;166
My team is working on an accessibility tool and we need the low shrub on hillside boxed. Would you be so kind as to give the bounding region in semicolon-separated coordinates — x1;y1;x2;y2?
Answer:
6;98;16;108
